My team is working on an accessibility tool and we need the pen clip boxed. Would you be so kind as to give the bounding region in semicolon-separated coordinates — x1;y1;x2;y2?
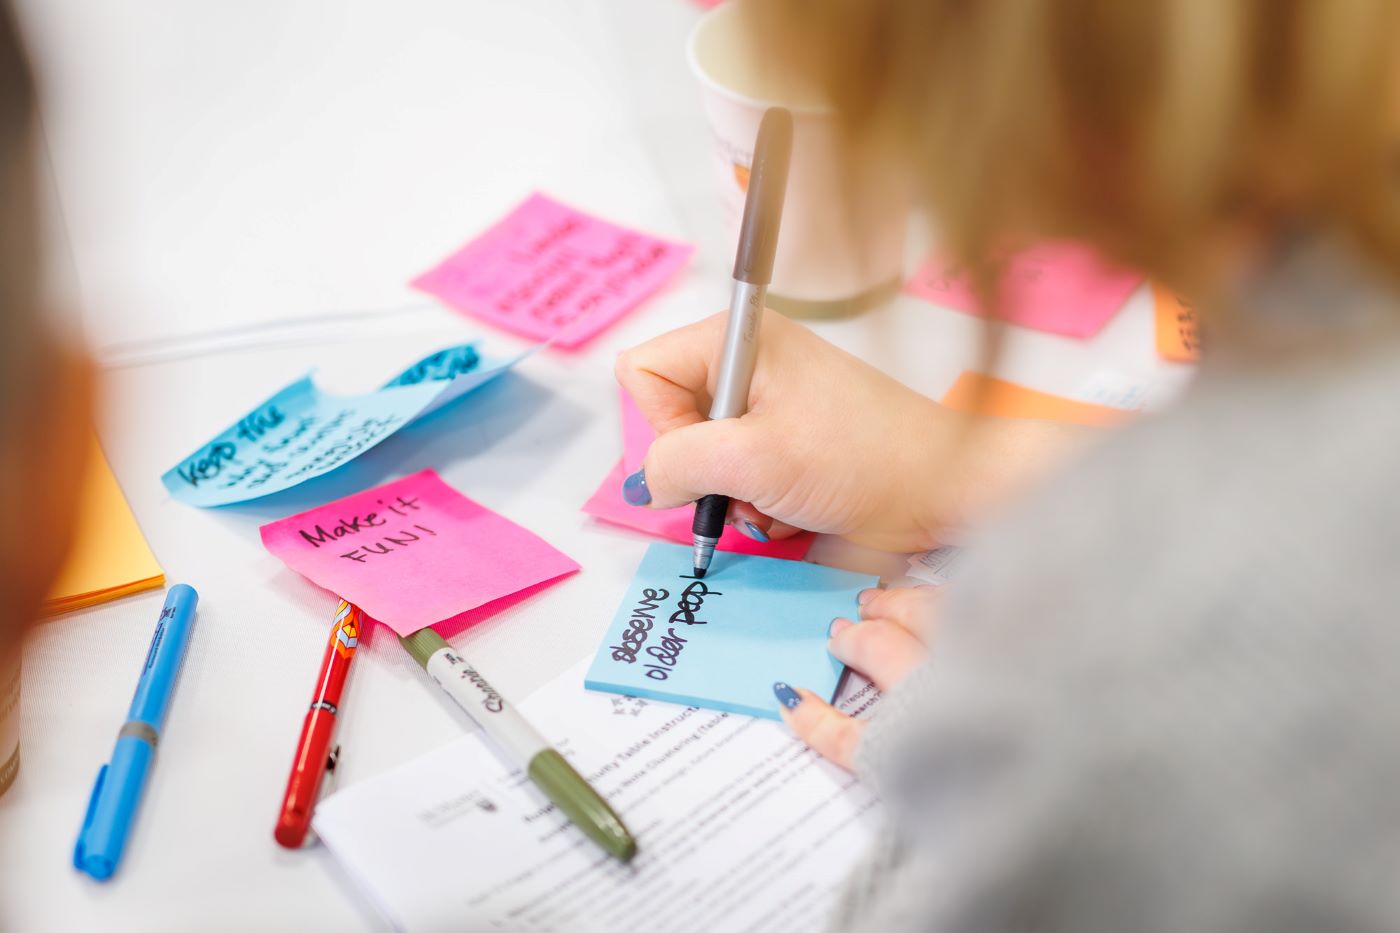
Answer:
321;744;342;800
299;745;341;849
72;764;108;869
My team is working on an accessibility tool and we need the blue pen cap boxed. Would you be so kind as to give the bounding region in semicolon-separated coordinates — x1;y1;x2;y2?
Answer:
128;584;199;729
73;736;154;881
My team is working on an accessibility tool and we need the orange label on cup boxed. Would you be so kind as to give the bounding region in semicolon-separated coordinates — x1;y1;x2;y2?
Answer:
1153;284;1200;361
731;162;750;193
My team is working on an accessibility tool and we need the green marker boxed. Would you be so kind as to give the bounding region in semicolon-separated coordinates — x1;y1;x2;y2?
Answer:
399;628;637;862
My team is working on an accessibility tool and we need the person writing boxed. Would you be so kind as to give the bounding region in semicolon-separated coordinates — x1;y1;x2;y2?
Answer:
619;1;1400;929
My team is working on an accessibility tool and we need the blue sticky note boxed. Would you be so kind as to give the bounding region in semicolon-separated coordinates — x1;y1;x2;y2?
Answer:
585;543;877;720
162;342;534;507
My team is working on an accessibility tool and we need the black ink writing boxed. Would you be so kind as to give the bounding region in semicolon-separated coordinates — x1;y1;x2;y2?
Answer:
300;512;388;547
669;579;720;626
610;588;668;664
235;405;286;444
643;628;688;681
176;441;238;487
339;524;437;562
440;651;505;713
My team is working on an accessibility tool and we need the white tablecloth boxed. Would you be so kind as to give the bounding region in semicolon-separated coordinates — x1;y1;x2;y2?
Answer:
0;2;1189;930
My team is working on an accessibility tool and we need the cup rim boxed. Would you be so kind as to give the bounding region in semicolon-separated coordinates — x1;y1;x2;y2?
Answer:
685;3;833;117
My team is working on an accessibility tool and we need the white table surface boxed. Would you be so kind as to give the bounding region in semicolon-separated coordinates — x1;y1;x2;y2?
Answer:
0;2;1192;930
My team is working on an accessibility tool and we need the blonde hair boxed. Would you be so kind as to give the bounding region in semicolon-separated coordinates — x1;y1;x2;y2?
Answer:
751;0;1400;302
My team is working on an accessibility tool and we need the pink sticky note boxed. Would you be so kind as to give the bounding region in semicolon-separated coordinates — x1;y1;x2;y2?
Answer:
412;193;694;349
260;470;579;636
905;242;1142;339
584;388;814;560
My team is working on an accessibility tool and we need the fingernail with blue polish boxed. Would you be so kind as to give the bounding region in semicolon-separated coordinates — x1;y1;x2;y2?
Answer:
622;469;651;506
773;681;802;710
741;521;770;543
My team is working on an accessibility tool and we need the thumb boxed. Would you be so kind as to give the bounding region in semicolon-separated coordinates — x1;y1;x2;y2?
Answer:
638;417;768;510
773;683;863;771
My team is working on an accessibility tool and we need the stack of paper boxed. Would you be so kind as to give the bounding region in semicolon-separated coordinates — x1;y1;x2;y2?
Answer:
314;658;883;932
46;443;163;613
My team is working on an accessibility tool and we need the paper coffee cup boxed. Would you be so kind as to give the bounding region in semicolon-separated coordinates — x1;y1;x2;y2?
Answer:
0;654;18;796
688;2;908;318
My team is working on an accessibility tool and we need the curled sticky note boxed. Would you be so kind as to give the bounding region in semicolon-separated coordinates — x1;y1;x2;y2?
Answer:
162;343;533;507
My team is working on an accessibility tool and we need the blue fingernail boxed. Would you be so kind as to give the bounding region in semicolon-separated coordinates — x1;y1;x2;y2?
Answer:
741;521;770;543
622;469;651;506
773;681;802;710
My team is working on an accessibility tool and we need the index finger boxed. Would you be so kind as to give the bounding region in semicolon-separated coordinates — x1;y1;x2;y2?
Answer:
614;312;728;436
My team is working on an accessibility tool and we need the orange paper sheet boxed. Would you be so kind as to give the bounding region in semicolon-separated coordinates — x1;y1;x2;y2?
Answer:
45;443;163;614
941;372;1127;427
1153;284;1200;362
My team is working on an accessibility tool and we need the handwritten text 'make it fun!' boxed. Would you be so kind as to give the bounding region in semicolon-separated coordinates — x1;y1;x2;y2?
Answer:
297;494;437;563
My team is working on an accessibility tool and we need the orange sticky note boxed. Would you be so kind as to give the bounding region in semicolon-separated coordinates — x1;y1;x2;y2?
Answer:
1153;284;1199;361
46;442;164;614
940;372;1126;427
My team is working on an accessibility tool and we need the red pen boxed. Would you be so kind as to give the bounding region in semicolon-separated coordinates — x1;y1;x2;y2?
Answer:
274;599;360;848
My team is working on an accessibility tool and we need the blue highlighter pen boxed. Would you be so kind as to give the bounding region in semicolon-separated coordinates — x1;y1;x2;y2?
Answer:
74;584;199;881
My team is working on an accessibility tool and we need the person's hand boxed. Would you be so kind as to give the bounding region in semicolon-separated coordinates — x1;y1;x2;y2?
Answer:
616;309;1082;551
617;309;954;551
773;585;939;769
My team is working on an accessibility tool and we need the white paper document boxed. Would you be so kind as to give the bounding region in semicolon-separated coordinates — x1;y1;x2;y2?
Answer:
906;545;966;586
314;661;883;932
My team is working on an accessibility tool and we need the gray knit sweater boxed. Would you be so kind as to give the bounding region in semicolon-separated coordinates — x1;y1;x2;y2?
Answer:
834;242;1400;932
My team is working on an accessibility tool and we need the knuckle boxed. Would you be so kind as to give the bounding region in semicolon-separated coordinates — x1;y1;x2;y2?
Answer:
844;621;903;672
614;346;644;383
878;586;940;626
643;441;680;496
828;625;865;666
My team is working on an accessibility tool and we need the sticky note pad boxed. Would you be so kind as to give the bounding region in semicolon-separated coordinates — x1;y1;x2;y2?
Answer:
411;193;694;349
582;389;814;560
906;242;1142;338
585;543;876;720
162;342;530;507
1152;284;1200;361
941;372;1127;427
46;441;164;614
261;470;578;636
